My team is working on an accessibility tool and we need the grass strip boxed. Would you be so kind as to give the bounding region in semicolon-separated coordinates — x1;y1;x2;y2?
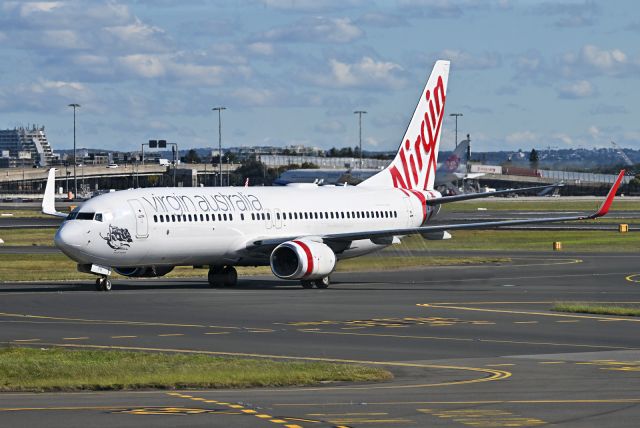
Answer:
0;347;391;392
0;254;509;282
0;209;49;219
0;228;56;246
396;230;640;252
551;302;640;317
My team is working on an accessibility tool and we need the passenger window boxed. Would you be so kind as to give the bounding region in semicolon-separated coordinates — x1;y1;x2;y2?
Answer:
200;214;204;221
183;215;187;222
241;213;244;220
159;215;164;223
230;214;233;221
223;214;227;221
188;214;192;221
276;213;280;220
218;214;222;221
171;215;175;222
153;215;158;222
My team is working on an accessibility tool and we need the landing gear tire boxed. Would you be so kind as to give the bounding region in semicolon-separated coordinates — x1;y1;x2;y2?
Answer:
208;266;224;288
222;266;237;287
96;277;112;292
314;276;330;289
208;266;238;288
301;280;314;289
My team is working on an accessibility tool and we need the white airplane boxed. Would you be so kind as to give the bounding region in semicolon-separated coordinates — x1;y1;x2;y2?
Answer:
43;60;625;291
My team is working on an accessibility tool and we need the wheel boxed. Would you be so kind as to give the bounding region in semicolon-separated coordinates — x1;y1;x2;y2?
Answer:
208;266;224;288
222;266;238;287
301;280;314;289
103;279;112;292
95;278;103;291
314;276;330;289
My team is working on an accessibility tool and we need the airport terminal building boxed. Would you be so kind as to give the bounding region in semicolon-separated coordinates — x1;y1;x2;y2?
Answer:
0;126;54;168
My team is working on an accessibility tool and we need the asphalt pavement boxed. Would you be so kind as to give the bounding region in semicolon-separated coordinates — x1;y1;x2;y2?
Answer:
1;252;639;427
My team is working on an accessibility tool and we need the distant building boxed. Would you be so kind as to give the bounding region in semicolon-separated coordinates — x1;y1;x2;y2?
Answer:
0;125;54;167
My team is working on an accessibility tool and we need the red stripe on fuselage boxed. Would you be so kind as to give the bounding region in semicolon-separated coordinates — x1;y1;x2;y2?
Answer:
293;240;314;277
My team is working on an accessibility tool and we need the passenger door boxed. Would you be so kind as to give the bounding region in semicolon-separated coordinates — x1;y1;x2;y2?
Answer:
127;199;149;238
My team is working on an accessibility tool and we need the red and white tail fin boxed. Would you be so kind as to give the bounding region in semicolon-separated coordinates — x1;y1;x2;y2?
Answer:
359;60;450;190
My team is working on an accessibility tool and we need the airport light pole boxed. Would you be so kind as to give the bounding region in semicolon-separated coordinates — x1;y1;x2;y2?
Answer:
449;113;463;147
68;103;80;198
212;106;226;187
354;110;367;169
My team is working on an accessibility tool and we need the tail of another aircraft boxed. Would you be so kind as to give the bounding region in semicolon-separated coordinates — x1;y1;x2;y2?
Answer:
442;138;469;177
359;60;450;190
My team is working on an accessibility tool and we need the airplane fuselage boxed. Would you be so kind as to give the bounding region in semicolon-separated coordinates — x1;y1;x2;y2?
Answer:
55;185;441;269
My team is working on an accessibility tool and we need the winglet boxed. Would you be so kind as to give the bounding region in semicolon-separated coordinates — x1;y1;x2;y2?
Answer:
592;169;625;218
42;168;67;218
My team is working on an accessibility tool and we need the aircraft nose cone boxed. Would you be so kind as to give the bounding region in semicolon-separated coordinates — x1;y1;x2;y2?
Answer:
54;223;84;251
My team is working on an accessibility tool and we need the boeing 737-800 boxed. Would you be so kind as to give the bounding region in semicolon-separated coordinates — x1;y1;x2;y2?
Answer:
43;60;625;291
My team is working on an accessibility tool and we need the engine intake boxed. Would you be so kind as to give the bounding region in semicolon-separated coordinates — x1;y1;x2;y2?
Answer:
270;240;336;280
113;266;174;278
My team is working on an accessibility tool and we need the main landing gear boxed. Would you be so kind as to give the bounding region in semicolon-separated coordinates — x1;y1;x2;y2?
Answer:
301;276;330;289
95;276;112;292
208;266;238;288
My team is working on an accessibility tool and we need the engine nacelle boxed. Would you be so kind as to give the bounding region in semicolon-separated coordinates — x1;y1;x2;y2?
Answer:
113;266;174;278
270;240;336;280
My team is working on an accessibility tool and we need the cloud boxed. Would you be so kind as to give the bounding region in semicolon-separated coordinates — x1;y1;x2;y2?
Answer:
561;45;632;77
356;12;408;28
397;0;464;19
114;53;250;86
256;16;364;44
505;131;537;144
258;0;364;12
0;79;93;113
557;80;595;99
308;57;406;89
314;119;346;134
437;49;501;70
531;1;599;27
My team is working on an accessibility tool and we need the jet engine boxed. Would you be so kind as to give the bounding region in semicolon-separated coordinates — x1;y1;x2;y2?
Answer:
270;240;336;280
113;266;174;277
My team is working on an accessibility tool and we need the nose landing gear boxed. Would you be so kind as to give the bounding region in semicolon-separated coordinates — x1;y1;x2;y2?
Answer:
95;277;112;292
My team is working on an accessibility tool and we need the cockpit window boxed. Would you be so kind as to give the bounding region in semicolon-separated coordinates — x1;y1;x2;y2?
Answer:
94;213;103;222
76;212;95;220
66;207;80;220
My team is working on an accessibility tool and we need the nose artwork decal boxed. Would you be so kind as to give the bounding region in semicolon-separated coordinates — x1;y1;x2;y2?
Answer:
100;225;133;250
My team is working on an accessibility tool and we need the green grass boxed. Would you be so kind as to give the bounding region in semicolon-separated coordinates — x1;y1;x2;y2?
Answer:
0;254;509;282
551;302;640;317
0;347;392;392
394;230;640;252
0;209;49;219
0;228;56;246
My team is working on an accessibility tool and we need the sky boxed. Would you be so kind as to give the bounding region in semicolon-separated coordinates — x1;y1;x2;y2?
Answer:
0;0;639;155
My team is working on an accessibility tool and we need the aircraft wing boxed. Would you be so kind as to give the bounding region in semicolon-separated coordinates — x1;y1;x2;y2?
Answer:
249;170;624;250
426;183;562;205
